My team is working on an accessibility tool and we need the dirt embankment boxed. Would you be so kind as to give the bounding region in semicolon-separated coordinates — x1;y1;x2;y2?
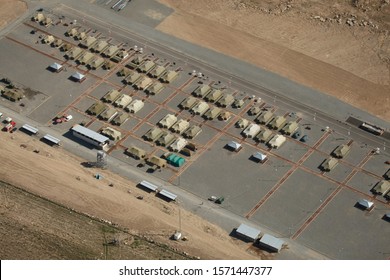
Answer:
157;0;390;121
0;132;263;260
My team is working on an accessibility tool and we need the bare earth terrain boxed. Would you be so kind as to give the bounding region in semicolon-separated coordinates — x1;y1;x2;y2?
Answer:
0;132;259;260
157;0;390;121
0;0;27;28
0;182;191;260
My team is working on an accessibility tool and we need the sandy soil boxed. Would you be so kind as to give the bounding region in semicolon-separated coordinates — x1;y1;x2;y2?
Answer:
156;0;390;121
0;131;264;260
0;0;27;28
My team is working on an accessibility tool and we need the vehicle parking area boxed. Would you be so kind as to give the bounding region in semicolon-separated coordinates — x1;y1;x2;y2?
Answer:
0;7;389;259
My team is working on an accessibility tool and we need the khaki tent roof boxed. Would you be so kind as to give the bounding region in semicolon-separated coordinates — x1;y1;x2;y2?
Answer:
117;68;132;77
114;94;132;108
126;99;144;113
103;45;119;57
248;106;261;116
90;40;108;52
66;47;83;59
156;132;176;147
42;35;55;44
233;98;245;108
171;119;190;133
205;89;223;102
281;121;299;135
236;118;249;128
99;107;118;121
53;38;63;47
321;157;339;171
332;144;351;158
101;127;122;140
182;125;202;139
149;65;166;78
66;27;79;37
147;156;167;168
125;72;141;84
60;43;73;52
219;111;232;121
112;50;129;62
135;76;153;90
2;89;24;101
42;17;52;26
111;112;129;126
88;56;105;69
77;52;94;64
145;82;164;95
268;134;287;149
371;180;390;195
144;127;163;141
256;111;274;124
103;60;115;70
216;94;234;107
180;96;198;109
243;123;261;138
126;146;146;159
132;55;144;64
190;101;209;115
76;31;87;40
268;116;287;129
160;70;178;83
80;36;97;48
158;114;178;129
33;13;45;22
170;137;188;152
87;102;107;115
137;60;155;73
193;85;211;97
255;129;273;142
204;107;221;120
102;89;121;103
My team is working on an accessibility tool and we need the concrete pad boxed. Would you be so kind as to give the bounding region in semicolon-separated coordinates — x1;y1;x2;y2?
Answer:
251;168;338;236
297;188;390;259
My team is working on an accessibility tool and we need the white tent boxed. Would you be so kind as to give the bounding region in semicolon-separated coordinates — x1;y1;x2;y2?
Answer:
227;141;242;152
71;72;85;81
49;62;62;71
252;152;267;163
358;199;374;209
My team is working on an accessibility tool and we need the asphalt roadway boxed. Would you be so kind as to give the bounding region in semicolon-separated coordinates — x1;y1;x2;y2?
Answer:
1;0;388;260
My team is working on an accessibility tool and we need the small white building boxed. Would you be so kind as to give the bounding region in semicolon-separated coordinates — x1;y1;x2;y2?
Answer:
252;152;267;163
226;141;242;152
357;199;374;211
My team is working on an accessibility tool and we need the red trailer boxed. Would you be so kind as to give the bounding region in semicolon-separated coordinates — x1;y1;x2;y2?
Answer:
3;121;16;132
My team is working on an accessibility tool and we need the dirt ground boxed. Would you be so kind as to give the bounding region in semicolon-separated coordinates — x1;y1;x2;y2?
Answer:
0;0;27;29
0;182;191;260
0;131;268;260
157;0;390;121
